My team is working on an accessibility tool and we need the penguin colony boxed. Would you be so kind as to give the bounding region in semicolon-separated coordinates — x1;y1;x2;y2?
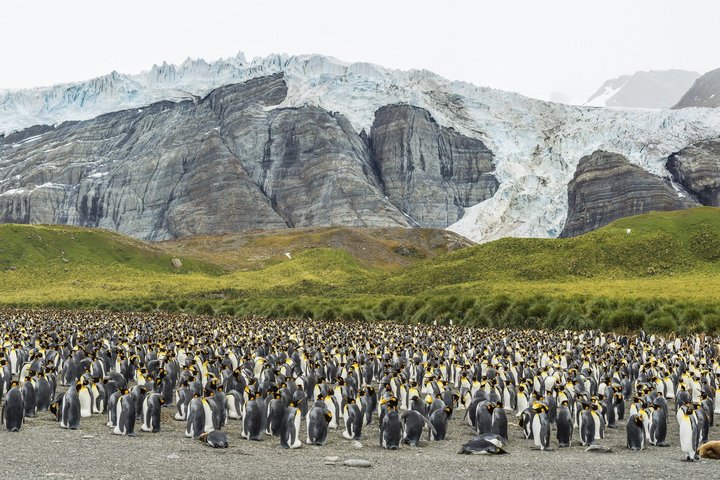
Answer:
1;310;719;462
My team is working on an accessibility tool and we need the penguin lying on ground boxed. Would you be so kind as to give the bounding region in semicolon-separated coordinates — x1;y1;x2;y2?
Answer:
199;430;229;448
458;433;508;455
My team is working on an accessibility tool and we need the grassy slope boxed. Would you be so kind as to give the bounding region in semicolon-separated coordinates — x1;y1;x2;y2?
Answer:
156;226;470;272
380;207;720;300
0;224;222;303
1;208;720;331
0;224;465;303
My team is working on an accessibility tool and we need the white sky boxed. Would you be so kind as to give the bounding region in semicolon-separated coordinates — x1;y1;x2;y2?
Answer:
1;0;718;102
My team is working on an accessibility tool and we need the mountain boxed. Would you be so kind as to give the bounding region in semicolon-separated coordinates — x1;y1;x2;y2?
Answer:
585;70;699;109
673;68;720;109
2;54;720;242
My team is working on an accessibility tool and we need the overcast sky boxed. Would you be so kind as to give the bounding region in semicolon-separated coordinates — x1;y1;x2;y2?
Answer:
1;0;718;102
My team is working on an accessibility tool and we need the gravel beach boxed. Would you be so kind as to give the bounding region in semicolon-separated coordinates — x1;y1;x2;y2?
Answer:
4;401;718;480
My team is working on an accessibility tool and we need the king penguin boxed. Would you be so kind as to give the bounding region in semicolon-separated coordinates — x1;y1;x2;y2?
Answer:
380;398;402;450
61;382;82;430
113;391;136;436
677;404;699;461
2;382;25;432
556;399;573;447
626;412;645;450
306;404;332;445
401;409;436;447
141;392;164;433
280;404;302;449
531;402;551;451
342;397;363;440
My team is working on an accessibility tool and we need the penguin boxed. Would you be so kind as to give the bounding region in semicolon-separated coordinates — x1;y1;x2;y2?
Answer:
174;383;191;421
21;376;36;418
2;382;24;432
113;392;136;436
590;403;605;440
325;391;340;429
556;399;573;447
380;404;402;449
649;402;669;447
428;406;451;441
516;384;529;417
226;389;244;420
677;404;699;461
458;433;508;455
199;430;229;448
579;404;595;446
106;388;127;427
292;389;308;420
342;397;363;440
363;386;377;425
531;402;551;451
280;404;302;449
626;413;645;450
91;379;105;414
60;382;82;430
77;379;93;418
519;407;534;439
267;393;286;436
401;409;436;447
694;402;710;445
49;392;64;423
306;405;332;445
185;396;205;439
241;394;264;441
613;390;625;421
491;402;508;440
464;396;482;428
475;401;495;435
130;385;147;421
141;392;164;433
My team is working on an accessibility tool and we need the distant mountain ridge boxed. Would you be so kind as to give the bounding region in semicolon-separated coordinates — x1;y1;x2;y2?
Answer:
673;68;720;109
585;70;699;109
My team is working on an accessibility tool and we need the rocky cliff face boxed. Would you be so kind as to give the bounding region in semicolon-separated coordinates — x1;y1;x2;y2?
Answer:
370;105;498;228
0;74;498;240
560;151;698;237
4;53;720;243
667;140;720;206
673;68;720;109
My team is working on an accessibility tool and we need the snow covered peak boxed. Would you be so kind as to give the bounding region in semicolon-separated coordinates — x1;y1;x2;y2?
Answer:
2;53;720;243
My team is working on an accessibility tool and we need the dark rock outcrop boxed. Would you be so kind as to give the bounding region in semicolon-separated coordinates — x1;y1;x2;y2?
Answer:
370;105;498;228
666;140;720;206
0;74;498;240
560;150;697;237
673;68;720;109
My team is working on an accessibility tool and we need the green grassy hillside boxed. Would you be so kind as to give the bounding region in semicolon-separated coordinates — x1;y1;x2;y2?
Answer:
2;208;720;334
380;207;720;298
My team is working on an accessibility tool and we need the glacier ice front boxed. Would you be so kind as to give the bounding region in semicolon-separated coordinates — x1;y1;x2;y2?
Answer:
1;52;720;242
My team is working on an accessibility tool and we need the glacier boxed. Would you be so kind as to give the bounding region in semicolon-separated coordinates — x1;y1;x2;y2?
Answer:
1;52;720;242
